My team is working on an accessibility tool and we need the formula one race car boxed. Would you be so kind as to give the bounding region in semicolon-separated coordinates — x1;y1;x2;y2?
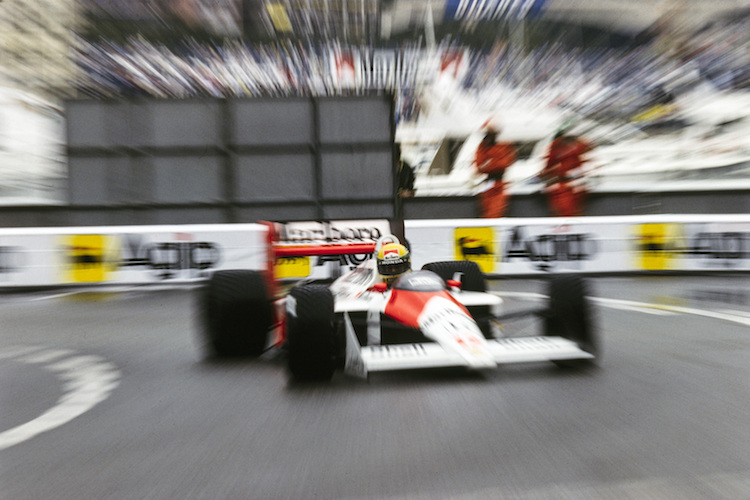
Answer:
197;232;598;382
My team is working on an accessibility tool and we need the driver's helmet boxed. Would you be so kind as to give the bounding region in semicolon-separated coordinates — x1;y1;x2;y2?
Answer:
376;242;411;284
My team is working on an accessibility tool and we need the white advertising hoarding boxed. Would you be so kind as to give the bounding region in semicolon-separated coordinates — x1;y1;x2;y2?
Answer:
1;216;748;287
405;215;750;276
0;224;268;287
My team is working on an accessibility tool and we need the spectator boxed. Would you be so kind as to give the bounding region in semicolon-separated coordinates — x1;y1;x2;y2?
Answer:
473;123;516;218
541;124;592;216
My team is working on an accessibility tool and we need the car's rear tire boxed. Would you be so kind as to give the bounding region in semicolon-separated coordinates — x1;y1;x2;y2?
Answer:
421;261;494;338
199;270;273;358
286;285;338;381
545;274;599;367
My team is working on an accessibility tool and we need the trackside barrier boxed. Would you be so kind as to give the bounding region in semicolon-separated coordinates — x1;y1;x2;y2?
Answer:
405;215;750;277
1;215;749;288
0;220;390;288
0;224;269;288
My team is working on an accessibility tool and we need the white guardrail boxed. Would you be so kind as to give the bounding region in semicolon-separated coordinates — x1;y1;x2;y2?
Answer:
0;215;749;288
0;224;269;288
406;215;750;276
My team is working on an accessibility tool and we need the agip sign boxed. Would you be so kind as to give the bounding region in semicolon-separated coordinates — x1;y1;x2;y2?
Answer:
406;215;750;276
0;224;268;287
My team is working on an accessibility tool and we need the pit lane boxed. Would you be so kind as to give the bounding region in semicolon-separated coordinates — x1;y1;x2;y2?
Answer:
1;276;749;499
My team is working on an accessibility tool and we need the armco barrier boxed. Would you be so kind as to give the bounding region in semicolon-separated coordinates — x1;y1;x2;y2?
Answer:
1;215;749;288
406;215;750;276
0;224;268;288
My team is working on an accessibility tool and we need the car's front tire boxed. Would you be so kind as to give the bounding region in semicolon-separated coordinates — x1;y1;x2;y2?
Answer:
286;285;338;381
545;274;599;367
421;260;494;338
421;260;486;291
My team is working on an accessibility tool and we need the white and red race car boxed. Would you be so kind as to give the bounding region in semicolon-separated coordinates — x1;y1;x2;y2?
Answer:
198;230;598;382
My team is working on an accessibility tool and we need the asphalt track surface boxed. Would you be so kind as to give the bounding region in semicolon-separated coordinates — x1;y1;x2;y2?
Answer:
2;276;750;499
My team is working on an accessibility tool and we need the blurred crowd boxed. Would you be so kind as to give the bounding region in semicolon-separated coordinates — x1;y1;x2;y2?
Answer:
74;36;426;121
73;14;750;125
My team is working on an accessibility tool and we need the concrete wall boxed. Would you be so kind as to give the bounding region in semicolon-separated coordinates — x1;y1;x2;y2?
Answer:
2;188;749;228
401;189;750;220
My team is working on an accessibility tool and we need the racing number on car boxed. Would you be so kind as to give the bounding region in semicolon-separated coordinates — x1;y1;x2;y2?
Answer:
275;256;311;279
64;234;115;283
454;227;496;273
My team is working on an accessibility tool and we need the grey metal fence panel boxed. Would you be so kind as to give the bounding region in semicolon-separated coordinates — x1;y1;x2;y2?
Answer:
148;207;229;225
66;100;123;148
323;202;395;220
68;157;124;205
318;98;392;143
142;100;222;148
70;157;156;205
234;153;315;202
62;95;397;226
110;159;154;204
231;99;313;146
320;150;392;199
236;205;319;222
151;156;223;203
67;208;155;226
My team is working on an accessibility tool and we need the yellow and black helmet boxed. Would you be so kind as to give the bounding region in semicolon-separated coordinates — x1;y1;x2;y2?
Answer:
376;242;411;283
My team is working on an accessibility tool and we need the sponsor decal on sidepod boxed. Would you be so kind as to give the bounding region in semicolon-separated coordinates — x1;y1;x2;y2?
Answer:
417;296;496;369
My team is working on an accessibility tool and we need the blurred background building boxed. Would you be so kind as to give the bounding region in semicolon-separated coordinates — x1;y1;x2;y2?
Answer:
0;0;749;205
0;0;83;99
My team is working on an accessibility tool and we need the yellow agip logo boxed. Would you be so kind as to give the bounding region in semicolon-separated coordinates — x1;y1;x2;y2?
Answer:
454;227;497;273
64;235;117;283
633;223;684;270
274;255;311;279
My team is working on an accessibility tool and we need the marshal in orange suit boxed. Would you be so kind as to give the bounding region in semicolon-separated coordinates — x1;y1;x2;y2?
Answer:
474;125;517;218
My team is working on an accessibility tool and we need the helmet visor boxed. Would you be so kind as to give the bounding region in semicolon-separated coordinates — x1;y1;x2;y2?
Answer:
377;256;410;277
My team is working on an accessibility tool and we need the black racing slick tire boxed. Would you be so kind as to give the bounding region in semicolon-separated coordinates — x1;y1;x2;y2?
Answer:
421;261;487;292
286;285;338;382
545;274;599;367
200;270;273;358
421;261;494;338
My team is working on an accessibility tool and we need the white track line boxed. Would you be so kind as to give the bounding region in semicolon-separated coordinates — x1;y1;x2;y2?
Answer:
0;346;121;451
494;291;750;325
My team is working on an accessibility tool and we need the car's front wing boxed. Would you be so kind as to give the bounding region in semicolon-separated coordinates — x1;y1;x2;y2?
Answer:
343;313;593;377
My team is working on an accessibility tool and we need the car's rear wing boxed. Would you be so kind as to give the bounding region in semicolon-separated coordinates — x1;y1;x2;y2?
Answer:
259;220;391;347
261;219;392;293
